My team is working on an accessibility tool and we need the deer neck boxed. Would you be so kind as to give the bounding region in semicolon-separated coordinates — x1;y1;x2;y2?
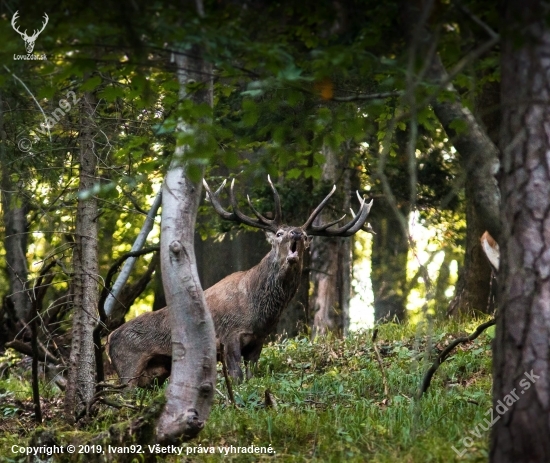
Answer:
248;250;303;328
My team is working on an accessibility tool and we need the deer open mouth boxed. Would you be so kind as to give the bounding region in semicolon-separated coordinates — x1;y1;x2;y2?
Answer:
287;240;299;263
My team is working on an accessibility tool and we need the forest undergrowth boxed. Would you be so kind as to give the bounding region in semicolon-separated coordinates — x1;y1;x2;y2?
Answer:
0;318;493;462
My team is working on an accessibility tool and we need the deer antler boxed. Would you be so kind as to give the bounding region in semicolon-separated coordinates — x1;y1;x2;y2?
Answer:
11;11;25;38
11;11;48;39
203;176;372;237
32;13;49;39
203;176;282;232
302;188;373;237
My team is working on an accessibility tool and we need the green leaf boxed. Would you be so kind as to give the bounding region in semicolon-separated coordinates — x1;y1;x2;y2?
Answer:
313;152;326;165
186;163;204;183
37;86;56;100
286;168;302;179
98;86;125;102
242;99;258;127
223;151;239;168
80;76;102;92
448;118;468;135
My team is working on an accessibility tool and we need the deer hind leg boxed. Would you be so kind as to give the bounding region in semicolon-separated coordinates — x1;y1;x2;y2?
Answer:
114;354;171;388
137;355;171;388
108;335;168;387
107;334;148;386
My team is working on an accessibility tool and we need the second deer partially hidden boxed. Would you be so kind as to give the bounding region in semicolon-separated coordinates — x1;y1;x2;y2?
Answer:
107;177;373;385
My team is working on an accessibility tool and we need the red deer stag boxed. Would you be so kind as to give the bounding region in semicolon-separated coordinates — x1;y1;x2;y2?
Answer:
107;176;373;385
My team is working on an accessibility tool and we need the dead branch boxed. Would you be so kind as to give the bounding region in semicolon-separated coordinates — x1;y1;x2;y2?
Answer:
6;339;59;364
417;318;495;398
372;329;390;400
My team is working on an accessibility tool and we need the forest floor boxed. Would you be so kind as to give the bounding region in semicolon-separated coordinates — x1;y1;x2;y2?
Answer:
0;318;493;462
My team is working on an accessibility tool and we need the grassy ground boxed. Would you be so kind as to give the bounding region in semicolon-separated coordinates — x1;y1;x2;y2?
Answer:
0;318;493;462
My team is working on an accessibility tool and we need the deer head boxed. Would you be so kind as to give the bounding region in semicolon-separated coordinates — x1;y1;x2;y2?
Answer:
11;11;49;54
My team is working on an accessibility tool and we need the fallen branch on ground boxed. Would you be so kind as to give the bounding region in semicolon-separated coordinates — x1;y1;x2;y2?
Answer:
417;318;496;398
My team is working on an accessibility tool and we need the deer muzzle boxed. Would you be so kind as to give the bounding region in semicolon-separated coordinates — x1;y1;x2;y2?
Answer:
286;232;302;263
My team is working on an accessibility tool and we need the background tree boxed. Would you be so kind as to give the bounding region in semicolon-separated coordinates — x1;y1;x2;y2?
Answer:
63;91;100;422
491;0;550;460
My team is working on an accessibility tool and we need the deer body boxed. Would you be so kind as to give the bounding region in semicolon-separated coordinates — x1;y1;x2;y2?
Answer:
107;177;372;385
108;227;306;385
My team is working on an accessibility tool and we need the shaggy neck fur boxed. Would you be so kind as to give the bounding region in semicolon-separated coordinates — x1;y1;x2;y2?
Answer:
248;247;303;333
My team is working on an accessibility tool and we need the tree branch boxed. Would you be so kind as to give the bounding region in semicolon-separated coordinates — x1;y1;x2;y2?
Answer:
104;191;162;317
332;91;402;102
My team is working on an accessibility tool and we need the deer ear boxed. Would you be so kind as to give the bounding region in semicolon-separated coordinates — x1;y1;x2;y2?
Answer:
265;231;276;245
305;235;313;249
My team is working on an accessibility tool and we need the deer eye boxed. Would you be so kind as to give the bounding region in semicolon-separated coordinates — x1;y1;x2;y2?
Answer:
276;231;283;237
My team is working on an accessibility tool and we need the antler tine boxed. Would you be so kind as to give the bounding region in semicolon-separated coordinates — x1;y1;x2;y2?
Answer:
301;185;337;229
306;191;373;237
311;214;347;232
229;179;278;231
203;178;235;220
36;13;49;36
11;11;24;36
247;194;275;224
267;175;283;226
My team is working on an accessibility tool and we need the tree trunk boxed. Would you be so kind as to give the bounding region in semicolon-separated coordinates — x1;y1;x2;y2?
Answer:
448;77;500;316
104;191;161;318
155;41;216;442
433;246;453;314
426;57;501;243
0;93;31;324
64;91;100;422
311;145;352;336
447;183;495;316
370;198;409;322
491;3;550;460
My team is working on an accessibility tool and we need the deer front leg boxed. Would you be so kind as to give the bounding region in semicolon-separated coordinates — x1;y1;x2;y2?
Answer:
223;338;244;383
244;341;264;380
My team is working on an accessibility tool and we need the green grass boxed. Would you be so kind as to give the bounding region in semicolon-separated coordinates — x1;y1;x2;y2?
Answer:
0;318;493;462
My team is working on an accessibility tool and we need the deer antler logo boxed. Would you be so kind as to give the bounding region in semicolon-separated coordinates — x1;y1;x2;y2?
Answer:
11;11;49;54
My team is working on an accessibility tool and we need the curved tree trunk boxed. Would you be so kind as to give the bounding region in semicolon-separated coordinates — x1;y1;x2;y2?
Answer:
425;56;501;243
155;39;216;441
490;3;550;460
64;91;99;422
448;78;500;317
104;191;161;318
401;0;501;318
